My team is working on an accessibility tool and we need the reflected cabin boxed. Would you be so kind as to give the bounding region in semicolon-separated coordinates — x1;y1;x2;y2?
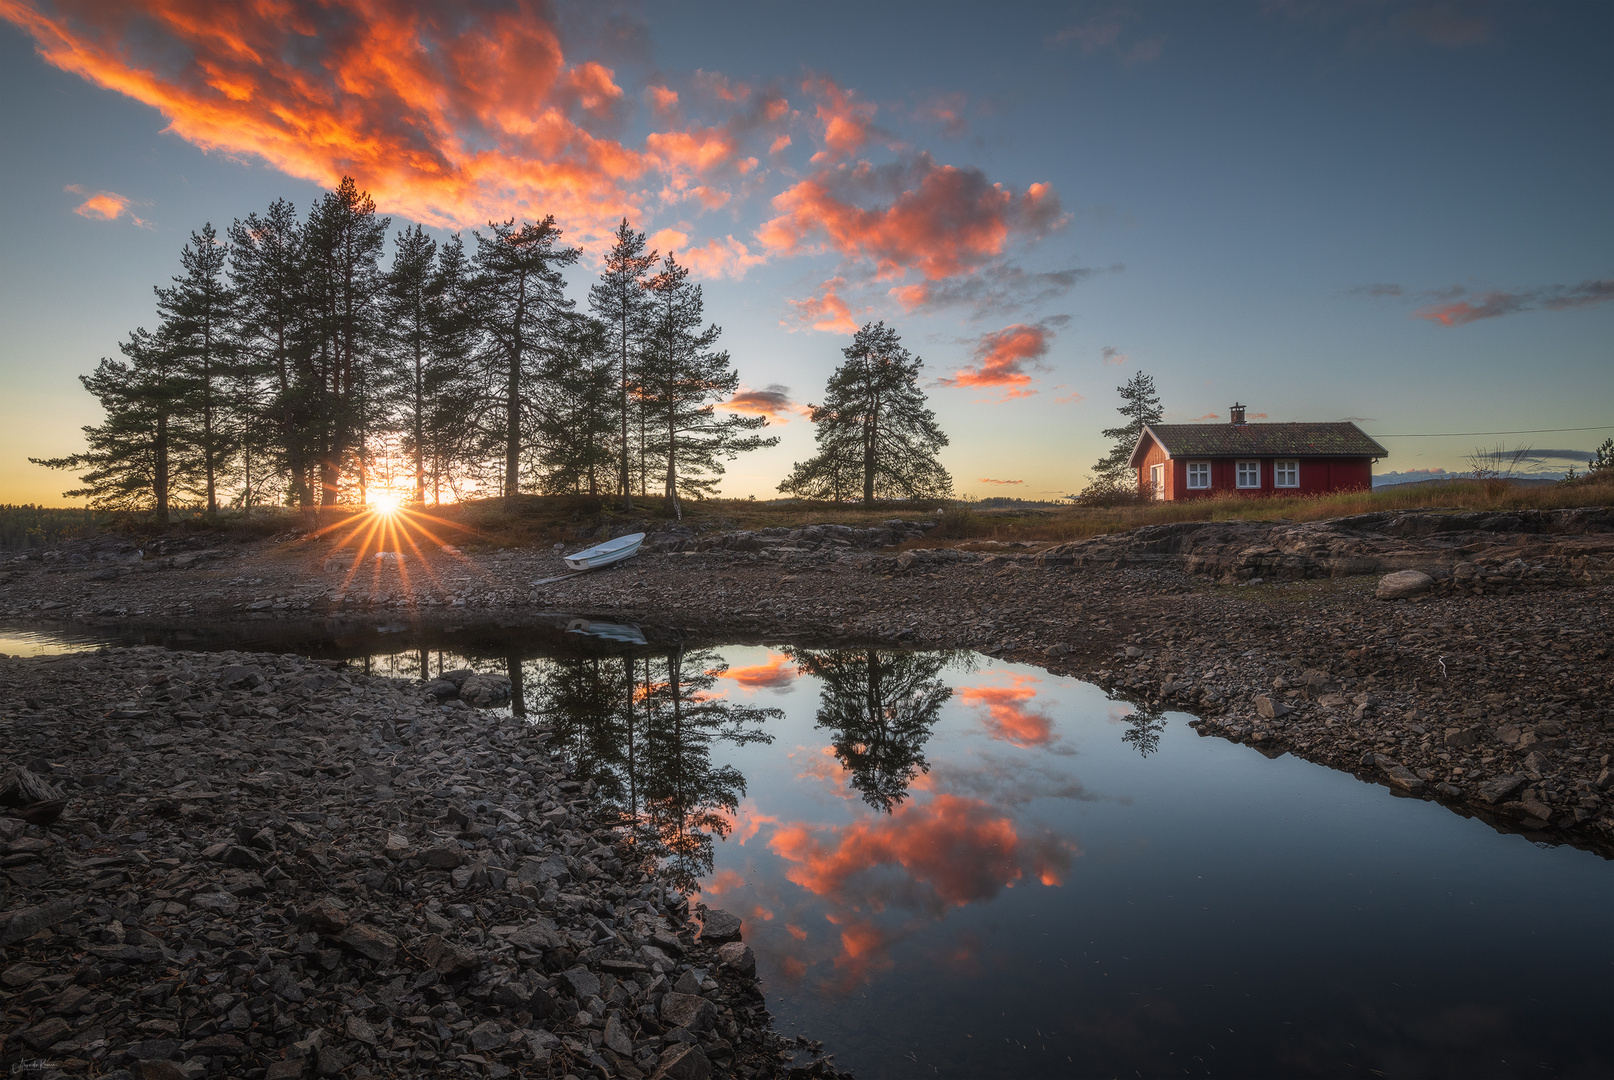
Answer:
1129;404;1388;501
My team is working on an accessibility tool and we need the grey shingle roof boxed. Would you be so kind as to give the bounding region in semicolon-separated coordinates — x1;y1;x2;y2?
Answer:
1129;422;1388;466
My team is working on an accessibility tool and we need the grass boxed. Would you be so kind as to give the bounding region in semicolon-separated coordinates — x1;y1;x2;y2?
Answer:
8;475;1612;552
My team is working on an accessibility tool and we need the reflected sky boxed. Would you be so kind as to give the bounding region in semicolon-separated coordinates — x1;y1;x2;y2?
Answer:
4;625;1608;1077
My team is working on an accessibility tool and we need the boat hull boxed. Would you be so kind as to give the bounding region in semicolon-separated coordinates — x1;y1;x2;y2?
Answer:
562;532;645;571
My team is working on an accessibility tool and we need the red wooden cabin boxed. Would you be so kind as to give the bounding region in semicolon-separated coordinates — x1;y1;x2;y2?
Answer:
1128;404;1387;501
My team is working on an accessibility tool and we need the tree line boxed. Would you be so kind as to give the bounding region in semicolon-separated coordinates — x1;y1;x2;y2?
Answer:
33;180;780;518
36;177;959;515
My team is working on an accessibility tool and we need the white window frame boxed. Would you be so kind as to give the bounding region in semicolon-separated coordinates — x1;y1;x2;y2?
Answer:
1186;461;1211;490
1150;463;1165;500
1275;459;1299;488
1236;460;1261;489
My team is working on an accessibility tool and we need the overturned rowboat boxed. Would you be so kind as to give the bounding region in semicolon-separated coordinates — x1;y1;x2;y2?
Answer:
562;531;645;571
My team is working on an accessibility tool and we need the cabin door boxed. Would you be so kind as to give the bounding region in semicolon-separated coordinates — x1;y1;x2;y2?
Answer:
1150;463;1165;500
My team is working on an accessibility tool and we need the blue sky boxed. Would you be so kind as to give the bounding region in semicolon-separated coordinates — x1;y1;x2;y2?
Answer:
1;1;1609;504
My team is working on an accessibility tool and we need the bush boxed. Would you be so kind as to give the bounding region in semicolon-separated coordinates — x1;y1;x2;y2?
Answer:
1072;474;1152;508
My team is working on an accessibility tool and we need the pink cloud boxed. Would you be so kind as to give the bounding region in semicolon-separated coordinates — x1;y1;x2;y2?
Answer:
784;277;861;334
938;322;1055;400
803;74;876;160
65;185;149;227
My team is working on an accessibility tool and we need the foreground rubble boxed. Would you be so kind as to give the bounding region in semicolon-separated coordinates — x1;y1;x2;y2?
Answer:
0;649;849;1079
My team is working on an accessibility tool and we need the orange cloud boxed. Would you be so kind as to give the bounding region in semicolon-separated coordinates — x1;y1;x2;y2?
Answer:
768;794;1076;986
719;651;799;688
786;923;809;941
8;1;653;244
679;234;766;279
784;276;860;334
803;75;876;160
957;676;1056;748
978;478;1023;485
65;184;150;227
757;155;1065;282
769;133;792;153
938;322;1054;400
721;385;805;424
703;868;746;895
646;84;679;116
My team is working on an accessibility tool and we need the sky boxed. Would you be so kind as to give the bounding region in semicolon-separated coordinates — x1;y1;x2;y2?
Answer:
1;0;1610;505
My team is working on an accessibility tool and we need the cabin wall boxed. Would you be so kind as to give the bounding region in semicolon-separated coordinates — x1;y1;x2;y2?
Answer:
1159;456;1374;501
1135;439;1174;499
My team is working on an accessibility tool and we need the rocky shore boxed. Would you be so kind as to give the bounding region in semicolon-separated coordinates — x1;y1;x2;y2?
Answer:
1;649;850;1079
2;504;1611;859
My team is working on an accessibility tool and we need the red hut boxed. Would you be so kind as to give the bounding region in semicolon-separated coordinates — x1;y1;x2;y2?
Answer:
1129;404;1387;501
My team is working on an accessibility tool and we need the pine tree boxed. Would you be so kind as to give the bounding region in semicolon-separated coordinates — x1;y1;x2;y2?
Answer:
588;220;658;509
1093;370;1163;485
533;314;616;494
30;324;198;513
303;177;389;505
778;321;952;504
640;256;778;519
382;224;438;504
229;198;311;505
421;235;481;503
473;216;580;499
155;223;234;511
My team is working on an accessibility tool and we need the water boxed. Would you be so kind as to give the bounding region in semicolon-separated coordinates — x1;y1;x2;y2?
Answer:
6;620;1610;1077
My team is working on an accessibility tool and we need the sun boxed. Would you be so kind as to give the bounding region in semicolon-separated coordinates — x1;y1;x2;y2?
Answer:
370;492;403;515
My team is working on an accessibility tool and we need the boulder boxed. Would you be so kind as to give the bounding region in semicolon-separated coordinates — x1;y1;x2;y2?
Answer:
716;941;756;978
1376;569;1434;600
659;991;717;1032
698;908;742;943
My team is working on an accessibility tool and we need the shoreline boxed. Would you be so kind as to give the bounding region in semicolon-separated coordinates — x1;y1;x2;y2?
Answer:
1;648;849;1079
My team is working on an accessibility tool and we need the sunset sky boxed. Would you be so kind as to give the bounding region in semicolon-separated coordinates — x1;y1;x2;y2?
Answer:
2;0;1610;505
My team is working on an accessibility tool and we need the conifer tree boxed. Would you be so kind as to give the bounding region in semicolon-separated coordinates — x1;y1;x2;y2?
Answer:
382;224;438;504
229;199;310;504
534;313;616;494
473;216;580;499
303;177;389;504
1093;370;1163;485
588;219;658;509
641;256;777;518
31;324;197;513
155;223;234;511
421;235;481;503
778;321;952;504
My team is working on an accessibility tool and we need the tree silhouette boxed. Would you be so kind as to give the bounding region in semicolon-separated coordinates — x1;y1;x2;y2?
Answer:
788;648;952;813
1121;704;1167;757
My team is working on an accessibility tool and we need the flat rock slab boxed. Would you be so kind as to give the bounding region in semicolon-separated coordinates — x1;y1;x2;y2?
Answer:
1377;569;1435;599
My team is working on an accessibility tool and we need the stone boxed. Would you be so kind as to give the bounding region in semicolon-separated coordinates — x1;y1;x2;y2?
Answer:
468;1020;507;1051
1253;695;1292;720
1477;775;1525;805
500;918;562;952
138;1063;187;1080
190;1034;248;1056
699;908;742;943
1444;727;1480;749
190;891;240;915
1381;764;1427;795
306;899;349;934
217;663;266;689
558;966;601;1000
1522;751;1550;779
418;844;465;870
265;1061;309;1080
653;1043;712;1080
337;923;400;965
659;991;717;1032
1376;570;1434;599
603;1011;634;1055
21;1016;72;1049
716;941;756;978
2;898;76;946
459;673;512;708
316;1045;351;1078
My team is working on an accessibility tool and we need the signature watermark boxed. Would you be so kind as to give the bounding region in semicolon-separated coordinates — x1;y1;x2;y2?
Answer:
12;1061;56;1074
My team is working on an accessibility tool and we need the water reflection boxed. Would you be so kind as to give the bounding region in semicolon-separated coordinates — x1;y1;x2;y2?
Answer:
786;648;953;813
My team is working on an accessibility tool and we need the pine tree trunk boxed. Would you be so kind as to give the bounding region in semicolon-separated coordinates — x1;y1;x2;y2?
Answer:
620;310;633;510
505;274;527;503
154;412;169;520
413;339;426;505
665;409;681;521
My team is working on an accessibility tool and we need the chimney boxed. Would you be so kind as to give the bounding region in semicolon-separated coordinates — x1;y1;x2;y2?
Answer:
1229;402;1246;425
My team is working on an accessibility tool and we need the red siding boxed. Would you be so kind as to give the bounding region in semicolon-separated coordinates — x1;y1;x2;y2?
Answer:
1138;455;1373;501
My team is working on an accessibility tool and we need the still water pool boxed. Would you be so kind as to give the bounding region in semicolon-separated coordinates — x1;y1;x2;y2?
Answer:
7;620;1610;1077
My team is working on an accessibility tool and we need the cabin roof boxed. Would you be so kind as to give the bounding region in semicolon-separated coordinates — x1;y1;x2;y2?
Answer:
1129;422;1388;468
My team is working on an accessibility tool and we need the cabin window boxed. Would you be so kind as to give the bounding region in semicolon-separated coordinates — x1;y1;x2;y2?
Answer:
1186;461;1211;489
1150;463;1165;500
1275;459;1299;488
1236;460;1261;489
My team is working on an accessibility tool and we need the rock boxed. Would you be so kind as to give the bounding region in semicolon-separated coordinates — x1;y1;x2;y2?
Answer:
190;891;240;915
459;672;512;707
1;897;76;946
265;1061;309;1080
138;1063;187;1080
558;965;601;1000
716;941;756;978
1376;569;1434;599
0;766;63;806
660;991;717;1032
467;1020;507;1051
306;899;349;934
604;1011;634;1055
1253;695;1292;720
1522;751;1550;779
653;1043;712;1080
1381;764;1427;795
20;1016;72;1050
337;923;400;965
315;1044;351;1078
1477;775;1525;805
1444;727;1480;749
698;908;742;943
191;1034;248;1056
216;663;266;689
418;844;465;870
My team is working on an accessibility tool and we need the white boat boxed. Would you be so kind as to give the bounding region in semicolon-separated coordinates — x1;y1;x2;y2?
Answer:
563;531;645;571
565;619;648;645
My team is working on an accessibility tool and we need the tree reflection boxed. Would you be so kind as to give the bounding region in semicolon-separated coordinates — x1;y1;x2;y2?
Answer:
787;648;952;814
527;645;778;893
1121;704;1166;757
